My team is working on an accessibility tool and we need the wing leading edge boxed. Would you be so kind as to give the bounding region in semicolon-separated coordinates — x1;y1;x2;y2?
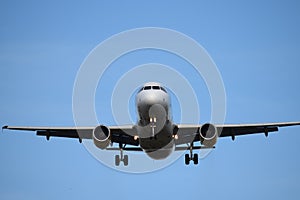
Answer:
2;125;139;146
175;121;300;145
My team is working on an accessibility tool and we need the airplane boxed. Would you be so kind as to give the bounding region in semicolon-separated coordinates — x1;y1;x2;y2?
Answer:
2;82;300;166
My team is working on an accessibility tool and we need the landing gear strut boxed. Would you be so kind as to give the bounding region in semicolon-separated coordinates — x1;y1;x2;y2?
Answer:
115;144;129;166
184;143;198;165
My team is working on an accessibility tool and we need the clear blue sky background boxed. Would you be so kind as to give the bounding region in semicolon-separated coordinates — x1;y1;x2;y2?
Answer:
1;0;300;199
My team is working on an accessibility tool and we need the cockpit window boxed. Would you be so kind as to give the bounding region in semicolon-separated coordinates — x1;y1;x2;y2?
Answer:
139;85;168;93
160;87;167;93
138;87;143;93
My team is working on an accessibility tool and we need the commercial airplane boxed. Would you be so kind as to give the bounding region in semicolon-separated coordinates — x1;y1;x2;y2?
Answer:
3;82;300;166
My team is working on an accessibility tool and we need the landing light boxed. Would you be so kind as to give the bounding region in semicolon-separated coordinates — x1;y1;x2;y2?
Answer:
172;135;178;140
150;117;157;123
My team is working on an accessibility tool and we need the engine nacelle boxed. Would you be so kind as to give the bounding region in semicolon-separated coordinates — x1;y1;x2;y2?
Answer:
200;123;218;147
93;125;111;149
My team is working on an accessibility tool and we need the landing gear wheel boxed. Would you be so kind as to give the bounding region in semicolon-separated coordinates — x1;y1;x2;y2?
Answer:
123;155;129;166
115;155;120;166
193;153;198;165
115;144;129;166
184;143;200;166
185;154;190;165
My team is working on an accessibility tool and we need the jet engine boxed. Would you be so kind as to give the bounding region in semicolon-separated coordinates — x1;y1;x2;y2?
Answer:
200;123;218;147
93;125;111;149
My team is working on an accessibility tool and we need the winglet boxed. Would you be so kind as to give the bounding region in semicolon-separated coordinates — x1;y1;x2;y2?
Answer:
2;125;8;133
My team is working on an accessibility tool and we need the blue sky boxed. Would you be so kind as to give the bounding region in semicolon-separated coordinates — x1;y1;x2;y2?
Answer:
1;0;300;199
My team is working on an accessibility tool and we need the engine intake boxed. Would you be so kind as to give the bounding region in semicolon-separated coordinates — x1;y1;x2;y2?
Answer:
200;123;218;147
93;125;111;149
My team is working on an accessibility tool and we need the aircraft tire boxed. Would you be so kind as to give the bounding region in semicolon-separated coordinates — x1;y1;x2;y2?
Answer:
115;155;120;166
185;154;190;165
193;153;198;165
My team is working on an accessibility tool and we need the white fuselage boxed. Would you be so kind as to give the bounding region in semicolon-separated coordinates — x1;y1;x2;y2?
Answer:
135;82;175;159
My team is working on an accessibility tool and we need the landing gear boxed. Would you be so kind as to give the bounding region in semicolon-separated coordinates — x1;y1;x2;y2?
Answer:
115;144;129;166
150;117;157;138
184;143;199;165
184;153;198;165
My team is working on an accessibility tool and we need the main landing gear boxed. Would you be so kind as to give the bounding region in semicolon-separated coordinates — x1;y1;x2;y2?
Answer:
185;143;198;165
115;144;129;166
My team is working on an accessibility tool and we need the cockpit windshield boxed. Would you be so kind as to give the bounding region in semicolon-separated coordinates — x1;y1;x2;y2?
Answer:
138;85;168;93
160;87;167;93
144;86;151;90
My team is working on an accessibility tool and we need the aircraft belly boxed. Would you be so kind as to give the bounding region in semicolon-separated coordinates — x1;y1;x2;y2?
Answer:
139;125;175;160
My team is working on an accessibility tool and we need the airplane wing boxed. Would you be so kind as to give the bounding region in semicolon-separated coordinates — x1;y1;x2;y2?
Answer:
3;121;300;148
2;125;139;146
175;121;300;145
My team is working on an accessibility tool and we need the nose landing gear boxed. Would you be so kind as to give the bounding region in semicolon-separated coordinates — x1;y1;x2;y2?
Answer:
150;117;157;137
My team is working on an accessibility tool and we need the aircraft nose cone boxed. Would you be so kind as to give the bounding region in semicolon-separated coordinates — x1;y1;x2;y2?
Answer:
136;90;169;122
142;93;160;105
138;93;167;108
